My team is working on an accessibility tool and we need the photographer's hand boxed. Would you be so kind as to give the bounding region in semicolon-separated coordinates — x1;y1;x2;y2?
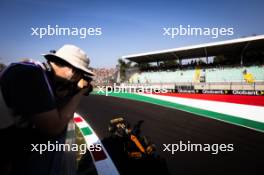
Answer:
77;78;88;89
77;78;93;96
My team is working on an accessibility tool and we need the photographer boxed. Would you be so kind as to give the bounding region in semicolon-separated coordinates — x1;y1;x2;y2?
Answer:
0;44;94;175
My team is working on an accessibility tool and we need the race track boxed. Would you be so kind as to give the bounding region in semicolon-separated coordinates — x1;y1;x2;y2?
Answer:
77;94;264;175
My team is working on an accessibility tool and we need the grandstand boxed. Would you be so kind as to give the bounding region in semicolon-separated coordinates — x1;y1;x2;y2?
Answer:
129;66;264;84
122;35;264;93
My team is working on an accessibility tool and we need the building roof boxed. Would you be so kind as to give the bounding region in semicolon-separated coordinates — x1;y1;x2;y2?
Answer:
122;35;264;63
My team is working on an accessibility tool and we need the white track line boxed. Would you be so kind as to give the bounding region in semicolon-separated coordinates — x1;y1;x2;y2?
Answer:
140;94;264;123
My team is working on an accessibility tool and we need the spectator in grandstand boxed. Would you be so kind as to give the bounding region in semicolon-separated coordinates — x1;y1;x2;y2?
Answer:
93;67;117;85
0;44;94;175
243;69;255;83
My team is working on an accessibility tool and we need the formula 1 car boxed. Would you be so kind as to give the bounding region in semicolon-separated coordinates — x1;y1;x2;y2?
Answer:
108;117;157;159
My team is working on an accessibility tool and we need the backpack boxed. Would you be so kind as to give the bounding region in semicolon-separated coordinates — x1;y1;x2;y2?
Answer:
0;61;51;129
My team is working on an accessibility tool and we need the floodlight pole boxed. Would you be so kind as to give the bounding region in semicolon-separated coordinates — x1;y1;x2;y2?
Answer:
204;47;208;64
240;42;250;66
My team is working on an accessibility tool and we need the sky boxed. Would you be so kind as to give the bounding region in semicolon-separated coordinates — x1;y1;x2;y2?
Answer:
0;0;263;68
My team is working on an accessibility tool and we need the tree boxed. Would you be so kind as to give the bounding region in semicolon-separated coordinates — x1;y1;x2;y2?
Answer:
118;58;131;82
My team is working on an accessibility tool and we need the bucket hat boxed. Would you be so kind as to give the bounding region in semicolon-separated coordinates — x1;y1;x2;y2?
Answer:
44;44;95;76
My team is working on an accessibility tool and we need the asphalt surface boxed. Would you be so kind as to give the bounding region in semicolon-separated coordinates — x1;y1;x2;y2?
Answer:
77;94;264;175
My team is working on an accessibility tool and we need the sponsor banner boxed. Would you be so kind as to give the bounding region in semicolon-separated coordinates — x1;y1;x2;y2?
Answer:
176;89;264;96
